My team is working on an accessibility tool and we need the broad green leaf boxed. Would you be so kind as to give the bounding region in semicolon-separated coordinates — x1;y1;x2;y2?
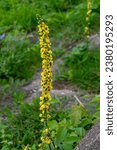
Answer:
64;136;78;144
48;120;58;130
55;127;67;145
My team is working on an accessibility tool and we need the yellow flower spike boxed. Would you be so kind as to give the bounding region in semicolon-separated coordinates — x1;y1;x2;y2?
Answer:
85;0;92;42
38;18;53;147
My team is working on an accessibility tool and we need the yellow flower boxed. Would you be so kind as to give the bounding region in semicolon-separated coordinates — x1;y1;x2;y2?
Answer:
39;114;43;117
24;146;29;150
87;35;90;39
40;96;44;101
87;10;92;16
40;104;49;110
85;27;89;32
41;118;45;122
41;137;44;142
45;137;52;144
38;143;43;148
40;104;45;110
43;128;49;134
41;137;52;144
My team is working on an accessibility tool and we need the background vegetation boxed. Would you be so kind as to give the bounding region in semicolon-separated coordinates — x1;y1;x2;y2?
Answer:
0;0;100;84
0;0;100;149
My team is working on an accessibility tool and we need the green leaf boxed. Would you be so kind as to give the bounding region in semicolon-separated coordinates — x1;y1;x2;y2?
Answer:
64;136;78;144
1;146;9;150
55;127;67;145
0;124;7;130
91;95;100;103
75;127;85;137
63;143;73;150
70;105;82;125
48;120;58;130
50;99;61;104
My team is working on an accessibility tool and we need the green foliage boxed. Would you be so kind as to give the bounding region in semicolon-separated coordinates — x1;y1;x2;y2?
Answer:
0;96;99;150
0;78;26;103
0;0;99;42
0;0;100;86
47;100;99;150
55;43;100;92
0;0;37;31
53;49;65;59
89;95;100;120
0;30;41;80
12;91;26;105
0;98;41;150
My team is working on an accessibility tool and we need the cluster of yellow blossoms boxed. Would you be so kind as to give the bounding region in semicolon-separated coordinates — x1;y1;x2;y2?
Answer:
85;0;92;40
38;20;53;149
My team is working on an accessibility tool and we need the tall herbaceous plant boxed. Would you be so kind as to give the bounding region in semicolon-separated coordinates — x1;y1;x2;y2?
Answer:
37;17;54;150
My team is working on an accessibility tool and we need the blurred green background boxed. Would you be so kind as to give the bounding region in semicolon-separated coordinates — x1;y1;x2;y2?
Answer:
0;0;100;92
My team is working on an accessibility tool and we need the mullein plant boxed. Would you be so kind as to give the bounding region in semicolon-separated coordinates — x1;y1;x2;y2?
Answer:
85;0;92;44
37;17;54;150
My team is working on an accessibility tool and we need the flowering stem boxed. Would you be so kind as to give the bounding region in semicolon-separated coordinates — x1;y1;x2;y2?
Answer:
85;0;92;48
37;18;53;149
